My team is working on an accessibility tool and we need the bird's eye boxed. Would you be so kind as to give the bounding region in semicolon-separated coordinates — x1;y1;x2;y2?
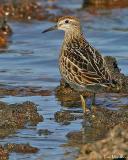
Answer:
65;20;69;24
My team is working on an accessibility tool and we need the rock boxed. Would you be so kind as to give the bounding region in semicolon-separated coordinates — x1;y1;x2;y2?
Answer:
5;143;38;153
0;143;39;160
0;101;43;138
0;86;52;96
0;33;7;47
0;0;49;21
54;111;76;124
55;79;92;108
66;131;83;145
105;56;128;93
0;18;12;36
38;129;53;136
77;125;128;160
66;106;128;146
0;145;9;160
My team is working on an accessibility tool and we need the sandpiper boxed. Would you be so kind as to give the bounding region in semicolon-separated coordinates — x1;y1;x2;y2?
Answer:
42;16;114;113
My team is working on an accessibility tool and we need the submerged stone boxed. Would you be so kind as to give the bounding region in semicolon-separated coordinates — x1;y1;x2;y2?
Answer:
38;129;53;136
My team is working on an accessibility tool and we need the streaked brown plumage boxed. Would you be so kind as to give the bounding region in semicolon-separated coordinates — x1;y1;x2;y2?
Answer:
60;33;111;93
42;16;114;113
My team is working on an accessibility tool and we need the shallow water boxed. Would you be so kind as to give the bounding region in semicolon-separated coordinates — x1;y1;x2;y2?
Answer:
0;1;128;160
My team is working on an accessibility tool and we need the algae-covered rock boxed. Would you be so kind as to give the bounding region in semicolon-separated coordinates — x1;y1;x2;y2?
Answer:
66;106;128;146
77;125;128;160
54;111;76;124
0;143;39;160
5;143;38;153
0;86;52;96
0;101;43;138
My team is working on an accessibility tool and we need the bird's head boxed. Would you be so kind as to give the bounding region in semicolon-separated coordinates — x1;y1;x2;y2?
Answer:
42;16;81;34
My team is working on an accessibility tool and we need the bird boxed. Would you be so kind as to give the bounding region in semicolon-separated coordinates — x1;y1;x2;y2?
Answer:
42;16;115;113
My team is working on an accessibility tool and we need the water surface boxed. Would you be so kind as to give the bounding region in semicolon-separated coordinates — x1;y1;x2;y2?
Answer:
0;2;128;159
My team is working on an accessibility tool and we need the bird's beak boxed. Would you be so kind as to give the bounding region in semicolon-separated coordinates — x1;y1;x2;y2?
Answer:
42;25;57;33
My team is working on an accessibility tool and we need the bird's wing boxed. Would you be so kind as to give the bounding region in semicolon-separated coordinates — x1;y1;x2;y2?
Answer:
63;39;111;86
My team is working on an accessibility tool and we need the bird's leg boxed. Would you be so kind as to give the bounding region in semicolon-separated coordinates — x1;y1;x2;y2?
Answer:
92;93;96;106
91;93;96;113
80;95;86;113
80;95;89;113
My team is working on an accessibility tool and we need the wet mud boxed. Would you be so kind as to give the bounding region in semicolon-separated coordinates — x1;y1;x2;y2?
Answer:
0;101;43;138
